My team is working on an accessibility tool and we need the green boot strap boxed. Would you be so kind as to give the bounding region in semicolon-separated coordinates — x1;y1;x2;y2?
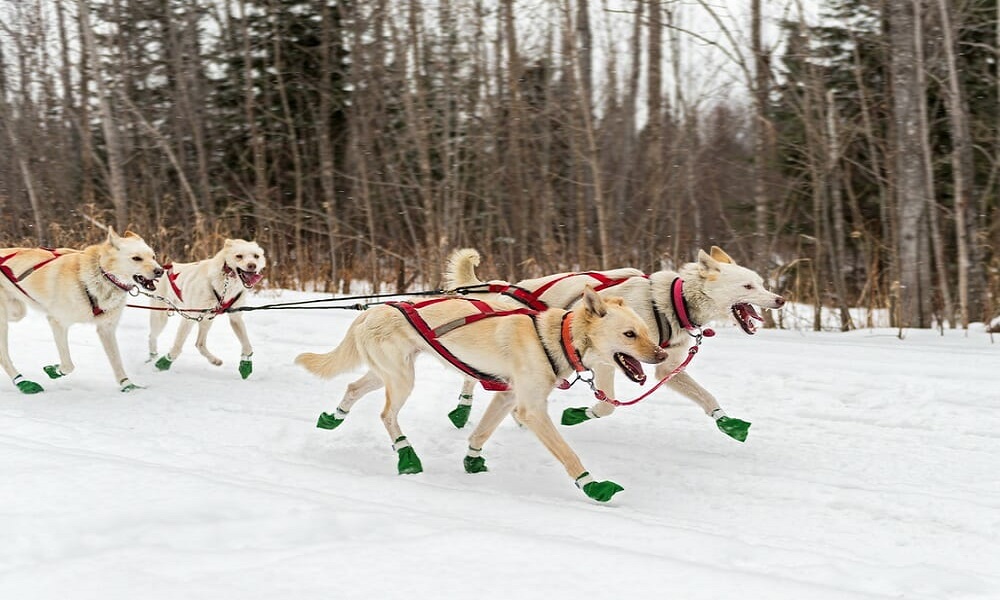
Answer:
316;407;349;430
154;354;174;371
448;394;474;428
119;378;142;393
463;446;487;473
561;406;598;426
43;365;66;379
711;409;751;443
575;472;624;502
239;353;253;380
13;374;43;394
393;436;423;475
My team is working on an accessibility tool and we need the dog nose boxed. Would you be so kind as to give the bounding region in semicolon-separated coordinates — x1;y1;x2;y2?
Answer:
153;267;164;278
246;263;256;271
653;347;668;362
774;296;786;307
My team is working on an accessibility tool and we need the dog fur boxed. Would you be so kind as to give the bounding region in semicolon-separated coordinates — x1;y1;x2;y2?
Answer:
295;287;667;501
0;228;163;392
445;247;785;432
148;239;265;377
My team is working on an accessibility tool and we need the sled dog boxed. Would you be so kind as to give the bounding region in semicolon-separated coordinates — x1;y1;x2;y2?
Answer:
444;247;785;441
148;239;265;379
0;228;163;393
296;287;667;502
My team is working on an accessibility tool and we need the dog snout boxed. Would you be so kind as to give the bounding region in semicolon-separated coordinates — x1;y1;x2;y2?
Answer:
774;296;786;308
652;346;668;363
246;262;257;271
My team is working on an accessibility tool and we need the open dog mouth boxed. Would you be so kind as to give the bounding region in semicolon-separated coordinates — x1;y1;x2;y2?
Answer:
614;352;647;385
732;303;764;334
133;274;157;292
237;268;264;288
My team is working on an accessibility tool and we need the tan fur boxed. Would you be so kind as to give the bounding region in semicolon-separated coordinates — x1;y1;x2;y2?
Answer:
148;239;265;369
296;287;666;490
0;228;162;390
446;246;785;425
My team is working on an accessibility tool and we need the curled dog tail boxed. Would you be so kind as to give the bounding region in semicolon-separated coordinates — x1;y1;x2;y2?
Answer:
444;248;485;289
295;327;363;379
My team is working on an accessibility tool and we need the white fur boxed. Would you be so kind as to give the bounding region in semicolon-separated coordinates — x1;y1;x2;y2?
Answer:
148;239;266;369
0;228;163;390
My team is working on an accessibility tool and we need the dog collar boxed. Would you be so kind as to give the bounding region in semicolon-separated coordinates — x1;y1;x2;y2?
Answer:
671;278;715;338
560;312;588;374
101;268;136;293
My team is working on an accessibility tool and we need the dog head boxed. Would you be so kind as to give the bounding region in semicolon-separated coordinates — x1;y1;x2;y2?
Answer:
221;239;266;288
102;227;163;292
694;246;785;334
577;287;667;385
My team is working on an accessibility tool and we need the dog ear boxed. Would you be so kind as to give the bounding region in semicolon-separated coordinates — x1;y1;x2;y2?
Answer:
224;239;235;247
123;230;141;239
582;285;608;318
106;226;121;248
710;246;735;265
697;249;721;279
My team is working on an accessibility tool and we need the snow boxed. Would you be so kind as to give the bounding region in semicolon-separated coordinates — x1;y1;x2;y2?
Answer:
2;290;998;599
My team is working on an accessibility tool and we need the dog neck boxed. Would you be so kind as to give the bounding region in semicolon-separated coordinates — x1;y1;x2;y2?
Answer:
537;309;590;379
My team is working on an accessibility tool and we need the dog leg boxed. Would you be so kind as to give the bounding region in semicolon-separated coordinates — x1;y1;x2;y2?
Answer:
447;377;478;428
561;363;618;425
96;319;139;392
0;299;42;393
667;370;751;442
517;393;624;502
379;368;421;475
195;319;223;366
157;318;195;370
227;313;254;379
148;308;168;361
464;390;516;473
42;316;75;379
316;370;383;430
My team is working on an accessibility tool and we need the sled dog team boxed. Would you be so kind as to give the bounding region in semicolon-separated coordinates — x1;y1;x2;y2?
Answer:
1;230;784;502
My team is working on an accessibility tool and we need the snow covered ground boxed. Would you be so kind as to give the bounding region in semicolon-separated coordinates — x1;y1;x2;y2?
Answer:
1;290;998;599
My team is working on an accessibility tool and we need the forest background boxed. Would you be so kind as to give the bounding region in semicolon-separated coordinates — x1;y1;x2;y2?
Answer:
0;0;997;331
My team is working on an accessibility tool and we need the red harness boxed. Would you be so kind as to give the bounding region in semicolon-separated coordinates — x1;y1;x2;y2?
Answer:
388;297;539;391
0;248;108;316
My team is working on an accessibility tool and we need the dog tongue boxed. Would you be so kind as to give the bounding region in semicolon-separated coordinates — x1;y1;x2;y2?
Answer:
743;304;763;321
241;271;264;287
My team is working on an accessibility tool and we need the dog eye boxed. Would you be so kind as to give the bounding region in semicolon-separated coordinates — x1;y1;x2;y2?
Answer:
743;284;753;290
624;331;636;339
236;255;243;259
132;256;142;262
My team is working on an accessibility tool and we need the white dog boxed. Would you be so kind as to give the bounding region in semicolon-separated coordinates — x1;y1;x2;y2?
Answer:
148;239;265;379
296;287;667;502
0;228;163;393
444;247;785;441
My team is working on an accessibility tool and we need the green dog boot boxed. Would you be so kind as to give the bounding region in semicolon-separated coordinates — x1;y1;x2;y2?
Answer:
119;378;143;393
712;411;751;442
464;447;487;473
154;355;173;371
575;472;624;503
448;399;472;429
14;375;43;394
393;437;423;475
239;359;253;380
316;408;349;430
561;407;594;426
43;365;66;379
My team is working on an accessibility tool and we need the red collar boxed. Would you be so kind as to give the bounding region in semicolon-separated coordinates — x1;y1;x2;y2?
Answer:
560;312;587;374
671;278;715;338
101;268;135;293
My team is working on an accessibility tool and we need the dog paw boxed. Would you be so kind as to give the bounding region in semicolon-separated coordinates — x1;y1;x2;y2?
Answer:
447;403;471;428
316;412;346;430
463;455;487;473
154;355;173;371
15;379;44;394
43;365;66;379
119;379;144;393
210;358;223;366
715;416;751;442
396;448;423;475
581;480;624;502
238;359;252;379
561;407;593;426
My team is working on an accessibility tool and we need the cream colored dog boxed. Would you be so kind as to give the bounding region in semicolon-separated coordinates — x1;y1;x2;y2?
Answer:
0;228;163;394
148;239;265;379
296;287;666;502
444;247;786;441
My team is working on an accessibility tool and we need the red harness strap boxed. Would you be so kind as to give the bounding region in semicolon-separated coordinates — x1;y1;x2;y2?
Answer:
0;248;66;302
162;264;184;301
388;298;539;392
